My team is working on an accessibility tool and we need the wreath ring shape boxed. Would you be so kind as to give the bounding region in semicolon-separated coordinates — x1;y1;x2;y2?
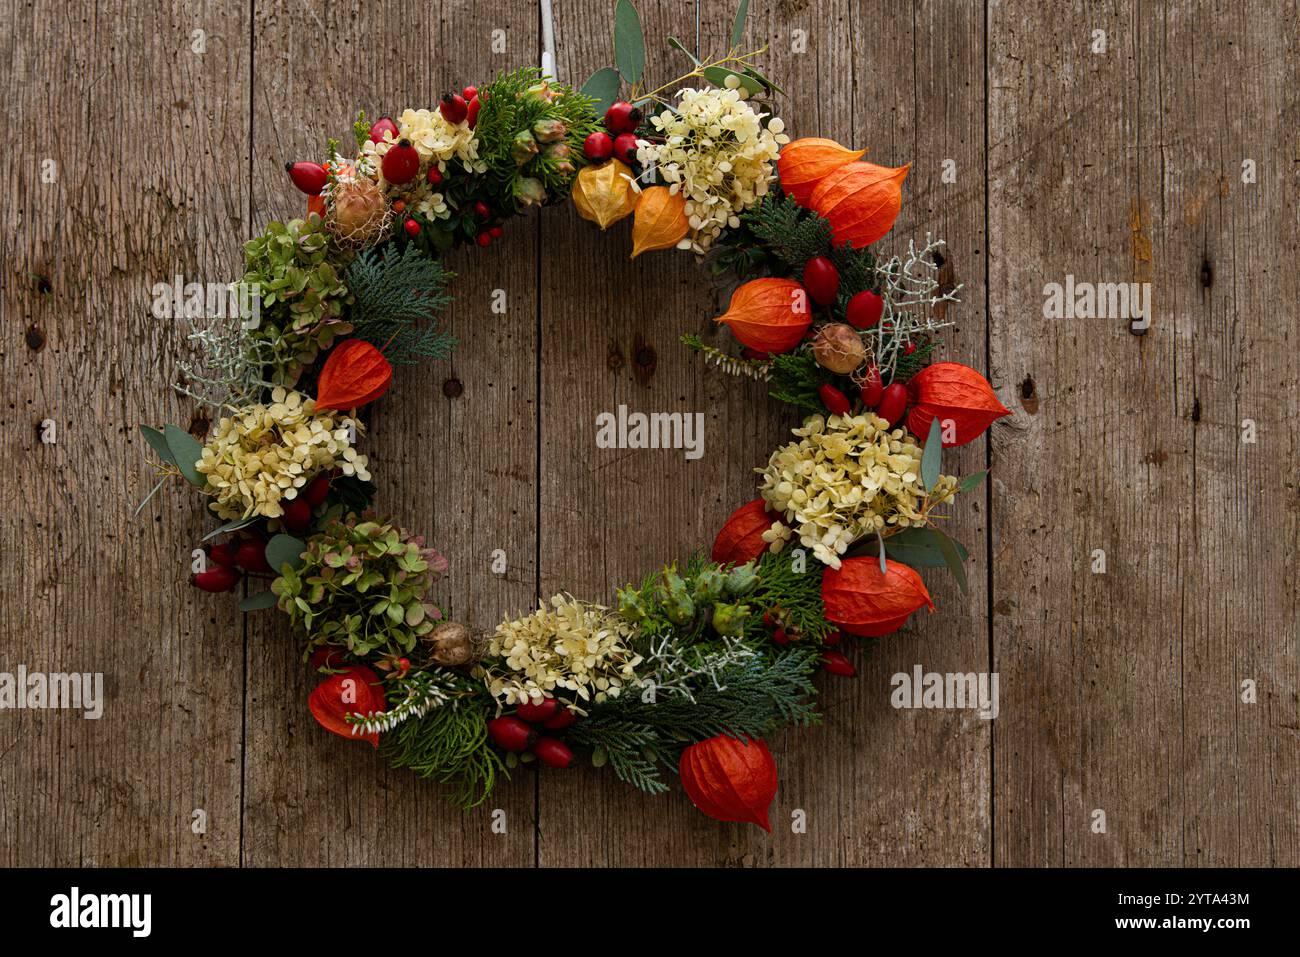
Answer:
140;19;1009;830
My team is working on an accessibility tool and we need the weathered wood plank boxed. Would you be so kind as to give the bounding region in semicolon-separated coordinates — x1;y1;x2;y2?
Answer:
1136;0;1299;866
988;0;1299;865
239;0;537;866
0;0;250;865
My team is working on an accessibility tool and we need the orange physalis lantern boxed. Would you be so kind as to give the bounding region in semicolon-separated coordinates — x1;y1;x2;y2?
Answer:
711;499;778;566
821;556;934;637
713;277;811;354
905;362;1011;448
308;664;387;748
777;137;866;206
807;161;910;248
679;735;778;831
631;186;689;258
314;338;393;412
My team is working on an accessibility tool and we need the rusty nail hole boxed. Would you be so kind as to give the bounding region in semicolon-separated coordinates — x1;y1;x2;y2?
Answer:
25;325;46;351
442;377;463;398
931;248;946;268
635;346;656;368
1020;376;1036;400
1199;258;1214;288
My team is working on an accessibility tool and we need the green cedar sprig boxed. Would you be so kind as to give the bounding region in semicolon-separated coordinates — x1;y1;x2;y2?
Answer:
569;645;823;795
344;244;456;365
380;695;506;809
473;68;600;212
766;348;832;412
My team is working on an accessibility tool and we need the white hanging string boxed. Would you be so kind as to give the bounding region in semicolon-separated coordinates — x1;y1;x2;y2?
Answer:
540;0;557;80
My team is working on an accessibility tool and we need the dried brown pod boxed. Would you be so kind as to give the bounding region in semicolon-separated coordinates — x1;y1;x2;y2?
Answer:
427;621;475;667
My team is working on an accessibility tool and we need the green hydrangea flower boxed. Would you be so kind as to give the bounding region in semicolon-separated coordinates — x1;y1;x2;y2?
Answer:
242;215;354;385
272;514;448;660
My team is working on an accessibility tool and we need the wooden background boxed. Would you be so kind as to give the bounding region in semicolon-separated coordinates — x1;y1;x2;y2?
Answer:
1;0;1296;867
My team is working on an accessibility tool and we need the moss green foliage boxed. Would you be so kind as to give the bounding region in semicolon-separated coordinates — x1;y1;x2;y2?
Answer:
344;244;456;365
474;68;600;213
241;216;355;385
271;514;447;659
380;694;505;809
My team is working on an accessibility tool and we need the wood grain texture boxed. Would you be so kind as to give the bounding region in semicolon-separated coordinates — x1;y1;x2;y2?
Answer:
0;0;250;865
988;0;1299;866
0;0;1295;868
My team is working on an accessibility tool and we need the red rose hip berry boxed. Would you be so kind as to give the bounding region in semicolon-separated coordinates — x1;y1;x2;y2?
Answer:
802;255;840;306
487;716;535;752
285;161;327;196
542;709;577;731
583;131;614;162
613;133;639;164
817;383;851;416
515;697;561;723
846;290;884;329
859;364;884;408
532;737;574;769
439;91;468;125
281;497;312;534
192;565;241;593
875;382;909;428
603;100;642;135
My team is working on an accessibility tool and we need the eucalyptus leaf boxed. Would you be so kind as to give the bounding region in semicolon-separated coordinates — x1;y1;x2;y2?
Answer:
614;0;645;84
667;36;698;65
731;0;750;49
959;470;989;494
883;527;969;568
743;65;785;95
201;516;258;542
265;533;307;575
581;66;622;116
164;424;205;487
139;426;174;464
239;591;278;612
921;416;944;491
701;65;764;96
932;527;969;595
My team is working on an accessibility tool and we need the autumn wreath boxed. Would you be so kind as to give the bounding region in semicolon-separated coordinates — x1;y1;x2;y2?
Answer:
139;3;1008;830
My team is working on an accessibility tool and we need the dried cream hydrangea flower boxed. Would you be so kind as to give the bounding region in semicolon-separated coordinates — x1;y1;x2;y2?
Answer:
757;412;958;569
475;595;644;711
364;108;485;178
196;388;369;521
637;78;789;252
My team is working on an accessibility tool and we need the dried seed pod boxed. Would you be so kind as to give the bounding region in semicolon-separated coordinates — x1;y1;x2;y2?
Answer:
812;322;866;374
427;621;475;666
